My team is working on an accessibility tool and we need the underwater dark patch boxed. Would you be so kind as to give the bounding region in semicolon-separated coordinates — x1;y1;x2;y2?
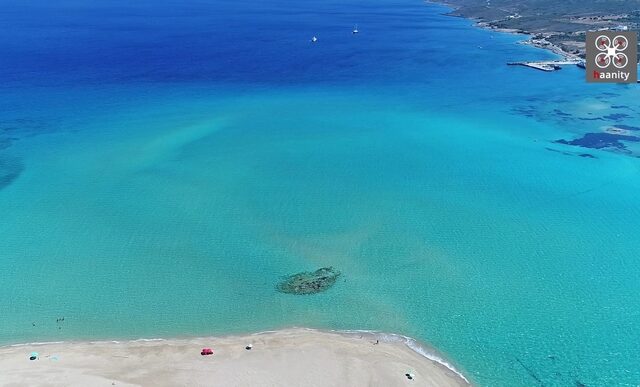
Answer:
546;147;567;154
545;148;598;159
545;147;573;156
603;113;629;121
277;267;341;295
513;106;537;118
555;132;639;152
515;357;545;386
0;118;53;139
577;117;605;121
615;124;640;131
0;156;24;190
0;138;12;151
552;109;571;117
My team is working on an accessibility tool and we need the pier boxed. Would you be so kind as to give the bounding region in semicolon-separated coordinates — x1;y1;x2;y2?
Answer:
507;60;583;72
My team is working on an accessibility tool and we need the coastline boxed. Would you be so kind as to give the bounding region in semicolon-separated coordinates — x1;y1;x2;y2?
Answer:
0;328;471;386
426;0;580;61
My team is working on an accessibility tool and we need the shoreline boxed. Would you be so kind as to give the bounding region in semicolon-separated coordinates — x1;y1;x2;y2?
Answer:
0;328;471;386
426;0;580;61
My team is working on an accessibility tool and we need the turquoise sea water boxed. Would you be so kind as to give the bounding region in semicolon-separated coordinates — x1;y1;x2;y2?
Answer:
2;0;640;385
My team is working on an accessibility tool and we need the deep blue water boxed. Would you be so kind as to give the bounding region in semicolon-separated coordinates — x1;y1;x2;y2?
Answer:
1;0;640;386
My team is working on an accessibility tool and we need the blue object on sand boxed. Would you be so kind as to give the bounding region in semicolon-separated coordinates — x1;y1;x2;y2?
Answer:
29;352;38;360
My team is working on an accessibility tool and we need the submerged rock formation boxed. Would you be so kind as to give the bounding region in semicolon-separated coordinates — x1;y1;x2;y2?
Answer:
277;267;341;295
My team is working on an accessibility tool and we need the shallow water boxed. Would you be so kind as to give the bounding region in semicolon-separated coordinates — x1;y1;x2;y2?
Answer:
1;0;640;385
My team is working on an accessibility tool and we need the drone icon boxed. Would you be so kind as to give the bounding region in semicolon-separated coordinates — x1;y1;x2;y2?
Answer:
595;35;629;69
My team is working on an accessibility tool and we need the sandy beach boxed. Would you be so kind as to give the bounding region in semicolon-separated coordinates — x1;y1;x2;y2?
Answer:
0;328;470;387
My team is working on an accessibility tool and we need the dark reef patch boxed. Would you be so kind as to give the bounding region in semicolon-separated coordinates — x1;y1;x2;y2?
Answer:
0;156;24;190
544;147;598;159
512;106;537;118
545;147;574;157
577;117;605;121
277;267;341;295
0;138;12;151
0;118;54;157
603;113;629;121
0;118;54;147
0;117;53;190
515;357;545;386
552;109;571;118
555;132;639;152
615;124;640;131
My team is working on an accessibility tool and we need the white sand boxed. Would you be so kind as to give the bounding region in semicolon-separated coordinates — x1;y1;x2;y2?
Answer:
0;328;470;387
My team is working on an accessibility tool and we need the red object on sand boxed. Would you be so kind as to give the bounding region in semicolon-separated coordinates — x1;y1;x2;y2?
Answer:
201;348;214;356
